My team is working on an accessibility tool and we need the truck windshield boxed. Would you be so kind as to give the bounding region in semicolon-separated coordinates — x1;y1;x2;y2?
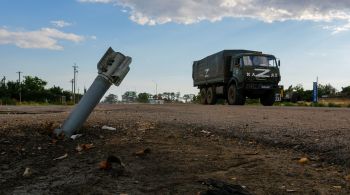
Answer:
242;56;276;67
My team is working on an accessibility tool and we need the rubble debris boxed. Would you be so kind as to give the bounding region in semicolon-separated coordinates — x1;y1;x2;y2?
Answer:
76;143;94;152
136;121;155;131
70;134;83;140
298;157;309;165
23;167;32;177
199;178;251;195
200;130;211;134
345;174;350;181
102;125;117;131
99;155;123;171
134;148;151;157
53;153;68;160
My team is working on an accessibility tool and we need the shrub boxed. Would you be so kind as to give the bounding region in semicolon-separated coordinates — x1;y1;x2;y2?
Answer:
245;98;260;105
0;98;17;105
297;102;309;107
311;102;326;107
328;102;341;107
283;102;295;106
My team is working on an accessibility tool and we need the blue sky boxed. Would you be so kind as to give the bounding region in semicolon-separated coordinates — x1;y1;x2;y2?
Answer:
1;0;350;98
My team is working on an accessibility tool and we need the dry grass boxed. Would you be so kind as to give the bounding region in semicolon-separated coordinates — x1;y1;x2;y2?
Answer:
319;98;350;106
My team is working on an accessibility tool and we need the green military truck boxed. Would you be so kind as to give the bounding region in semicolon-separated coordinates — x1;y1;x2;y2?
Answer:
192;50;281;106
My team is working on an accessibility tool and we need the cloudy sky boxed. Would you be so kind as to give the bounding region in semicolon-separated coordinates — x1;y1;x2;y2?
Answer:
1;0;350;98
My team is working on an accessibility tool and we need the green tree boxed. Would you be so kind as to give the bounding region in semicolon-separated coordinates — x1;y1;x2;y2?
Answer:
22;76;47;102
122;91;137;102
318;83;336;98
341;86;350;97
47;85;64;103
137;92;149;103
103;93;118;104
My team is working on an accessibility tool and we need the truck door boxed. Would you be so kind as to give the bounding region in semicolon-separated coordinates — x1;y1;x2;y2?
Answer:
232;57;243;81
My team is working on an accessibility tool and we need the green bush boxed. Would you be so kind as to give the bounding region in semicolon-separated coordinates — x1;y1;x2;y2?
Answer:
0;98;17;105
245;98;260;105
347;104;350;108
283;102;295;106
297;102;309;107
311;102;326;107
328;102;341;107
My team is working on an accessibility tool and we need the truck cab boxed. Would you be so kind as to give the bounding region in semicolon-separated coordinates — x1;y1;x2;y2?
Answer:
228;53;281;105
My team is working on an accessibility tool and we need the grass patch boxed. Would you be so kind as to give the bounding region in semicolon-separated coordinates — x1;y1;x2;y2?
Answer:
245;98;260;105
311;102;326;107
297;102;309;107
283;102;295;106
328;102;341;108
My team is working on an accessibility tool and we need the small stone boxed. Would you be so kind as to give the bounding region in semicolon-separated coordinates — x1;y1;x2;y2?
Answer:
23;168;32;177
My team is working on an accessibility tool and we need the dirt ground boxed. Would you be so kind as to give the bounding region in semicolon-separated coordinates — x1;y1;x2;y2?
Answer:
1;104;350;194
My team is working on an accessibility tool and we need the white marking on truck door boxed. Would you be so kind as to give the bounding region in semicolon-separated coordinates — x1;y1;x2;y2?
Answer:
204;68;209;78
254;69;270;78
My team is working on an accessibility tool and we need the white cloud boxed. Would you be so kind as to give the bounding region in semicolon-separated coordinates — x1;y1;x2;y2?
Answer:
79;0;350;33
0;27;85;50
51;20;72;28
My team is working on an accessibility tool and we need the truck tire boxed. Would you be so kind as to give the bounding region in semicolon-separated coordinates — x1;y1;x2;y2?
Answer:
200;88;207;105
227;84;245;105
206;87;217;105
260;90;275;106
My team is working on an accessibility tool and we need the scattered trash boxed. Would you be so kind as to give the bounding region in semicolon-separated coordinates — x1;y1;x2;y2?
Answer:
345;174;350;181
99;155;124;172
298;157;309;165
23;167;32;177
37;146;42;150
286;189;297;192
102;125;117;131
53;153;68;160
134;148;151;157
200;130;211;134
199;178;251;195
333;185;342;189
70;134;83;140
76;143;94;152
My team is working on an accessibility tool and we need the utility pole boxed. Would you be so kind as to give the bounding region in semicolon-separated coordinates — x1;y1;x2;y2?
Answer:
70;79;74;102
72;64;78;104
16;71;22;104
152;80;158;99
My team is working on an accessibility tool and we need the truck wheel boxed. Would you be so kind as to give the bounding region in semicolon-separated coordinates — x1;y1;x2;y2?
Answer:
200;88;207;105
227;84;245;105
260;90;275;106
206;87;217;105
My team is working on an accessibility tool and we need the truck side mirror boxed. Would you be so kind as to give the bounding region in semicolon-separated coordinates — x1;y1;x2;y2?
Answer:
278;60;280;67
